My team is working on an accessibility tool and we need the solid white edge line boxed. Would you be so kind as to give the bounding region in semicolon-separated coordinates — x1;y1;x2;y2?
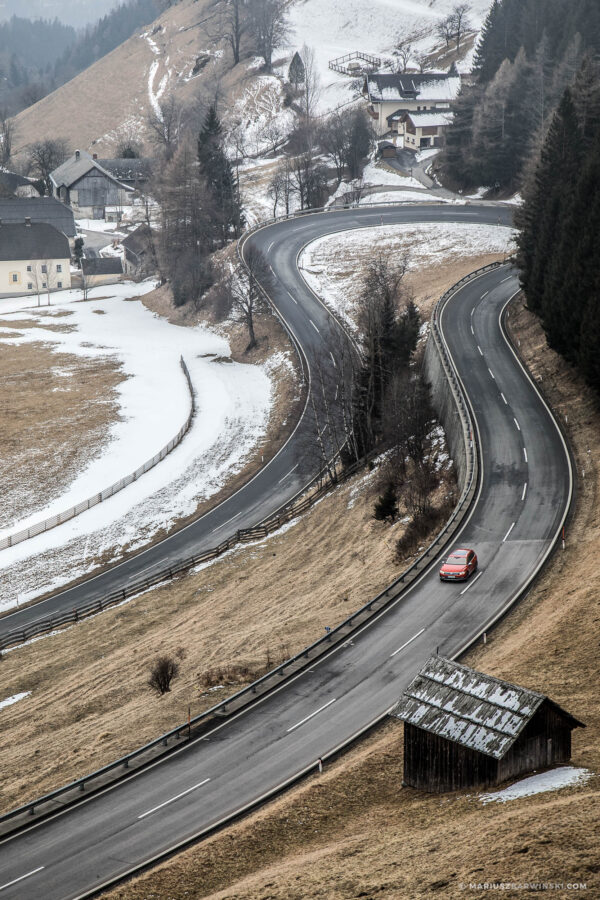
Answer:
309;319;319;333
0;867;45;892
278;463;299;484
460;571;482;595
286;697;336;733
522;483;527;501
502;522;516;543
138;778;210;819
501;392;507;404
390;627;425;657
514;417;521;431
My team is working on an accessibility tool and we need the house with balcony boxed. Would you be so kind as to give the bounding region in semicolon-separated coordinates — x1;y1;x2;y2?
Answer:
363;71;460;136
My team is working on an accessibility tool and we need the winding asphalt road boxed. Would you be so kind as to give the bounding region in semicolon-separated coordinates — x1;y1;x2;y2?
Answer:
0;204;572;899
1;204;513;639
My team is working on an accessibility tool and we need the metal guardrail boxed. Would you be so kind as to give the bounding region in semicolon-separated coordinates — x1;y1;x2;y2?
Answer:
0;357;195;552
0;260;506;834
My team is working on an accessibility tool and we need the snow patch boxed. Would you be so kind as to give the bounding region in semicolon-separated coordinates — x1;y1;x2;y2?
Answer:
0;692;31;710
479;768;592;804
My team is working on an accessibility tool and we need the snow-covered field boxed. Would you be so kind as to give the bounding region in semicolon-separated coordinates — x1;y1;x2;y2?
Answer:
285;0;494;112
299;222;516;330
0;285;281;612
479;767;592;804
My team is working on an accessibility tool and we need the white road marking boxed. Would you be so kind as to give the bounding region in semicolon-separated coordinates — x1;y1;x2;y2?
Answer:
503;522;516;542
501;275;512;283
269;265;276;276
501;392;507;404
460;571;482;595
267;241;274;252
330;351;337;367
278;463;299;483
286;697;336;733
138;778;210;819
287;290;297;304
470;308;475;317
390;627;425;657
216;511;241;530
0;868;45;892
514;417;521;431
522;483;528;501
309;319;320;333
481;291;489;299
523;447;528;463
470;324;474;335
488;368;495;379
335;385;338;400
478;345;483;356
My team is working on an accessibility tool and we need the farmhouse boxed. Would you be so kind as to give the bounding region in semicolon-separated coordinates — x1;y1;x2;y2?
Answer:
50;150;134;219
0;221;71;297
363;71;460;136
391;656;585;793
0;197;76;238
122;225;154;276
390;110;454;150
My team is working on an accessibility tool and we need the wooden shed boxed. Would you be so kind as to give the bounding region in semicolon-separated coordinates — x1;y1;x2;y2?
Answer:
391;657;585;793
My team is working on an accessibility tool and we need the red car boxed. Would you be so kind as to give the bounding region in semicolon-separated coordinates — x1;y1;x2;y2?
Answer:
439;548;478;581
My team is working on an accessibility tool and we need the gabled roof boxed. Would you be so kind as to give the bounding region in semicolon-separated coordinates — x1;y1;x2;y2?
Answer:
50;150;133;193
81;257;123;276
403;111;454;128
366;72;460;104
0;197;76;237
0;170;37;194
122;224;153;256
391;657;584;760
0;222;70;261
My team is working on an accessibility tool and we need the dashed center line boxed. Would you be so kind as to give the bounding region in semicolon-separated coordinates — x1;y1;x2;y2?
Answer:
287;290;297;304
309;319;320;333
514;417;521;431
138;779;211;819
287;697;336;733
470;324;474;335
522;483;528;501
488;368;495;379
477;345;483;356
0;868;45;893
267;241;274;252
503;522;516;542
330;351;337;368
481;291;489;299
523;447;528;463
460;571;482;595
278;463;299;483
500;393;507;404
390;627;425;657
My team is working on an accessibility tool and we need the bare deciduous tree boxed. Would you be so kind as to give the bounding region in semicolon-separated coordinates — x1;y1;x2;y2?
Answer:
232;245;273;349
248;0;289;71
148;655;180;695
147;94;183;160
27;138;70;194
395;41;413;73
0;111;13;166
267;157;293;216
451;3;472;54
298;44;321;121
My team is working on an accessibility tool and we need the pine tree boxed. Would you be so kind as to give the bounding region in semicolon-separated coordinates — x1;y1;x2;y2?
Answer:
374;482;398;522
197;105;244;245
288;50;305;88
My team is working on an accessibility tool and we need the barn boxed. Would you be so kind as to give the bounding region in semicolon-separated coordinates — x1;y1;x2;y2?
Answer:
391;656;585;793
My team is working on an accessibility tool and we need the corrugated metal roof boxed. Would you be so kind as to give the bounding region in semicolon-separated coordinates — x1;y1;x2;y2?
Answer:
391;657;579;760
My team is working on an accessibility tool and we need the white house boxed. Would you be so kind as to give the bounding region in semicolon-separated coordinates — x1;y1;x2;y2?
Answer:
391;110;454;149
0;220;71;297
363;71;461;136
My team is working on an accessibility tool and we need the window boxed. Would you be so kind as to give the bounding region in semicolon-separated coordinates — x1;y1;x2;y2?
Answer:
41;264;48;274
27;265;32;272
12;273;18;282
57;281;63;289
42;282;47;289
56;264;62;273
28;283;33;290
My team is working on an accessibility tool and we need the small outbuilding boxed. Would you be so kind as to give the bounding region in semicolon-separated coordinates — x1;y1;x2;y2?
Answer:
377;140;397;159
391;656;585;793
81;256;123;287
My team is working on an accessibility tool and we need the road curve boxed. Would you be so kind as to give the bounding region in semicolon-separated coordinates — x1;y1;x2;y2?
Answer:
0;205;572;900
0;204;514;639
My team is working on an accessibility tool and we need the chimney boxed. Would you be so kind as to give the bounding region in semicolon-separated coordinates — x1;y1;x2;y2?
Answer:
93;153;98;160
25;217;31;227
75;149;80;160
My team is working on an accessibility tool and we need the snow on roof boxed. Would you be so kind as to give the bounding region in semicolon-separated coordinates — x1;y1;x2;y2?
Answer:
367;72;461;104
391;657;584;760
403;111;454;128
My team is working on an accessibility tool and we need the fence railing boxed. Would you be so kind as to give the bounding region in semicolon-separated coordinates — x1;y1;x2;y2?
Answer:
329;51;381;75
0;357;195;552
0;261;508;836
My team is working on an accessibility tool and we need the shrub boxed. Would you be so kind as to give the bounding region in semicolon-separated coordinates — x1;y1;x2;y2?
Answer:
374;481;398;521
148;655;180;695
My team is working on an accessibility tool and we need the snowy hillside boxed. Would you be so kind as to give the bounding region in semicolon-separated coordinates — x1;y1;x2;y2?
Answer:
286;0;493;110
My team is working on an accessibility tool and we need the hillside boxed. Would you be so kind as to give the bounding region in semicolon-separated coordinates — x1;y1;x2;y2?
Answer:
11;0;494;158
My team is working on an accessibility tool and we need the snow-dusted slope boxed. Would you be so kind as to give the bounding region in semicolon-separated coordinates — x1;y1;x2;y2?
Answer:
287;0;493;109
